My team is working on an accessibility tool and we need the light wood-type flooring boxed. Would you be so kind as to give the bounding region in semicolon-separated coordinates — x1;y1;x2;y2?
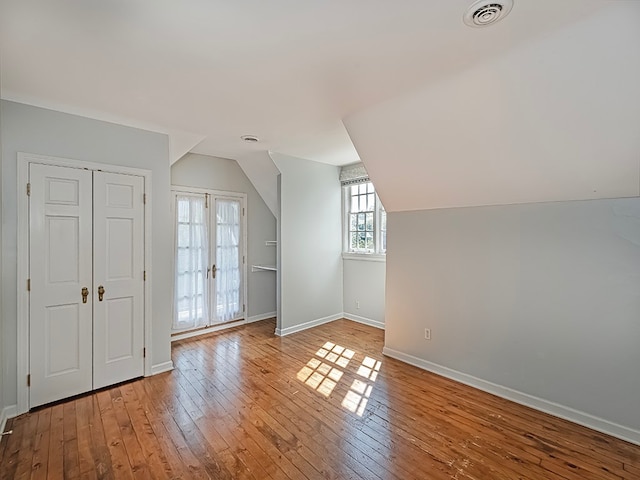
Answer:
1;318;639;479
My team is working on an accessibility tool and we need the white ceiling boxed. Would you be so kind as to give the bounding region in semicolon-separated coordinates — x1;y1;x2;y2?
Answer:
0;0;612;166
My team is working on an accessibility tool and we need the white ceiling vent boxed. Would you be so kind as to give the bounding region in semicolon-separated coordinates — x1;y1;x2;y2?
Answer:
463;0;513;28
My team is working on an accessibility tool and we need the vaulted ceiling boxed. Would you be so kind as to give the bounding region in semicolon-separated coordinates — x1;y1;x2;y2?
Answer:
1;0;638;210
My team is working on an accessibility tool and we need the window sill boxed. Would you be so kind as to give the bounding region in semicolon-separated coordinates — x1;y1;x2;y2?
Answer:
342;253;386;263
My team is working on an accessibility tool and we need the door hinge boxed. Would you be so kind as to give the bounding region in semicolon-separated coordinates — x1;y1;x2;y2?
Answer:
242;207;245;216
205;194;209;208
243;255;245;264
26;183;31;196
143;193;147;204
243;304;245;313
143;347;146;358
27;279;31;291
143;270;146;281
27;374;31;387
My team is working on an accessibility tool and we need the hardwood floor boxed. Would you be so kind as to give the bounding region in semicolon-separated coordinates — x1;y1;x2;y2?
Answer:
1;318;639;479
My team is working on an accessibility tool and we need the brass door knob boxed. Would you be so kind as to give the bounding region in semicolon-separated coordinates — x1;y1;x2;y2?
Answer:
98;285;105;301
81;287;89;304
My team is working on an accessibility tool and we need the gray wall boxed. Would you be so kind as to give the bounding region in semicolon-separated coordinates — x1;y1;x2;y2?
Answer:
171;153;277;319
271;153;343;331
385;198;640;432
0;95;4;420
343;258;385;327
1;100;173;407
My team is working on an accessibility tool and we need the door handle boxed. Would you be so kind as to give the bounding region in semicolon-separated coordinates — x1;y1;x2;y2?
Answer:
81;287;89;304
98;285;105;301
212;264;217;279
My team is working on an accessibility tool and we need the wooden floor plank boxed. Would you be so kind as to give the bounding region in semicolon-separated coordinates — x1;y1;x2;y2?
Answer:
30;408;52;480
2;318;640;479
136;378;211;479
87;394;114;480
0;416;25;480
95;390;135;480
108;388;153;479
62;401;81;479
119;382;174;480
74;396;97;480
12;412;39;480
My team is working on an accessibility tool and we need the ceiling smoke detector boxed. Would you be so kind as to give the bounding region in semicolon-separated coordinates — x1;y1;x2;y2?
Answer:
463;0;513;28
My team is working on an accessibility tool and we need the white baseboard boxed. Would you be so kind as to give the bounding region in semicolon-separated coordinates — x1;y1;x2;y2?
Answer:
247;312;276;324
171;319;247;342
0;405;18;442
275;313;343;336
274;312;385;336
150;361;174;376
343;312;385;330
171;314;275;343
382;347;640;447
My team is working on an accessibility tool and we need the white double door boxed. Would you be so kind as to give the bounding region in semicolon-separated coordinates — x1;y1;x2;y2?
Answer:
29;163;145;408
173;191;245;333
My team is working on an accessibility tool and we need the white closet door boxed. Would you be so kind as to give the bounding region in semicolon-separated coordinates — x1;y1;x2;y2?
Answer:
93;172;145;389
29;164;93;408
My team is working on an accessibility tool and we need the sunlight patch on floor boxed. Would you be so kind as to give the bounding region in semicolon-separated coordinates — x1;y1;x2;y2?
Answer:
356;356;382;382
342;378;374;416
297;355;345;397
297;341;381;415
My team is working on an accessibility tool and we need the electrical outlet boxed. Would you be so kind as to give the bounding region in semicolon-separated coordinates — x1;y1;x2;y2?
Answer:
356;300;360;309
424;328;431;340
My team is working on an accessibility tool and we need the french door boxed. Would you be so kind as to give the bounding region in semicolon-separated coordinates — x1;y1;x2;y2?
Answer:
173;189;245;333
29;163;145;407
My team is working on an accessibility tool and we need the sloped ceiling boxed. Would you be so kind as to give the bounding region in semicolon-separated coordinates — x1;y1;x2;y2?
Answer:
344;2;640;211
235;151;280;219
1;1;638;210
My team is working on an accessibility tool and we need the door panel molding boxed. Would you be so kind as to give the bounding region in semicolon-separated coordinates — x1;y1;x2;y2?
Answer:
17;152;153;414
93;171;145;390
29;164;93;407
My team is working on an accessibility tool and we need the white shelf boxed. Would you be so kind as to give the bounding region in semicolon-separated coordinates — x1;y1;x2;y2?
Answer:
252;264;277;272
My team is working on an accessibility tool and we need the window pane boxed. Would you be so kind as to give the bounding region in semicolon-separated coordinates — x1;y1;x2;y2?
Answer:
367;193;375;211
351;194;359;213
366;232;374;250
359;195;366;212
358;232;366;249
350;214;357;231
350;232;358;250
366;212;373;231
177;199;189;223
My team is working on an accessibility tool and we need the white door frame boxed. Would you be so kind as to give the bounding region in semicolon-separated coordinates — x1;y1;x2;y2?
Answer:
16;152;153;415
171;185;248;334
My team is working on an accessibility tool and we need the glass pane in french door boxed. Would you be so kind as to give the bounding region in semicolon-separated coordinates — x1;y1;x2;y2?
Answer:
212;198;242;323
173;194;209;332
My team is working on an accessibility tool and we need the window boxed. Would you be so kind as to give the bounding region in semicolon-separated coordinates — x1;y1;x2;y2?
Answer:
344;182;386;255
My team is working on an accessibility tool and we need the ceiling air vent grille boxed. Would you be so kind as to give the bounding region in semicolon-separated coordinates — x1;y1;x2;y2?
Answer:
463;0;513;28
